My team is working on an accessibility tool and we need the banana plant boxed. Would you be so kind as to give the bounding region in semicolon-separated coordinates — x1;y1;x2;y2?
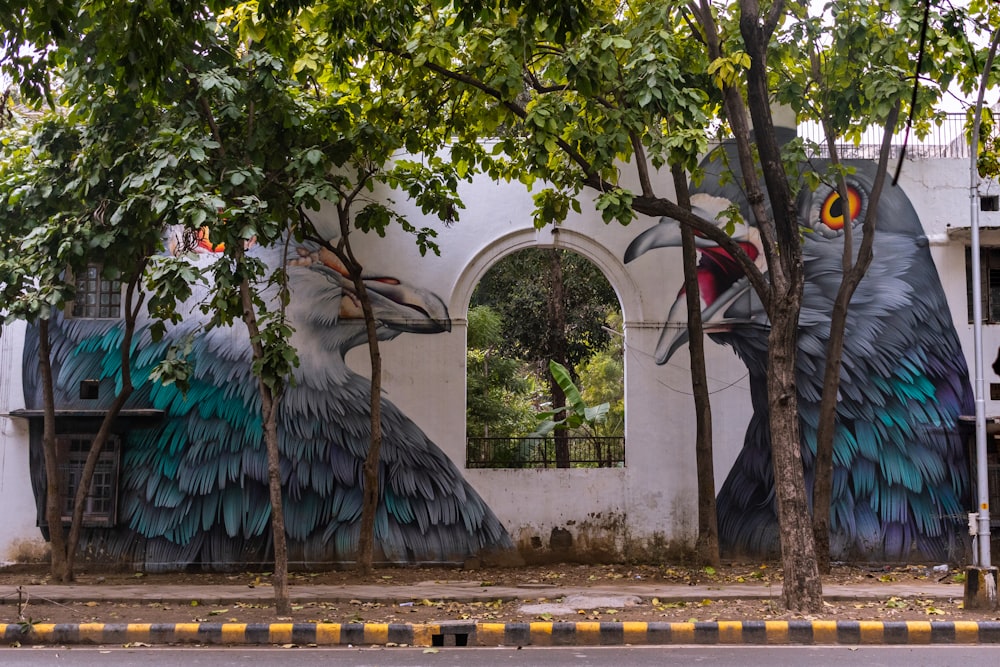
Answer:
529;360;609;437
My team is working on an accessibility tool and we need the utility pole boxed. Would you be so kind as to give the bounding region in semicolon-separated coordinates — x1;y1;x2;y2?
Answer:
965;24;999;611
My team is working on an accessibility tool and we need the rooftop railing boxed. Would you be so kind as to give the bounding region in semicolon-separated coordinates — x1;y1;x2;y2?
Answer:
796;113;975;160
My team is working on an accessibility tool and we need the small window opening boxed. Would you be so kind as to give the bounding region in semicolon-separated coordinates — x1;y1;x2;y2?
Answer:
981;195;1000;212
79;380;100;400
71;264;121;318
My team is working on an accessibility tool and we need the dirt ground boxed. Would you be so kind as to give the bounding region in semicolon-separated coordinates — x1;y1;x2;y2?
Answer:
2;562;997;627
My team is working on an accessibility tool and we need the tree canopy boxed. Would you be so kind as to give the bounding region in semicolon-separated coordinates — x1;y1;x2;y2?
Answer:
471;248;620;372
4;0;1000;610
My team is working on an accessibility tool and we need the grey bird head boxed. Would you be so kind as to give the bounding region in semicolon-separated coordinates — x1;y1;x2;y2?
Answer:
625;147;925;365
624;189;767;363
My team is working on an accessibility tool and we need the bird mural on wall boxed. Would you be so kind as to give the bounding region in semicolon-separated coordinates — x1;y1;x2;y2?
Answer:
23;233;511;570
625;135;973;562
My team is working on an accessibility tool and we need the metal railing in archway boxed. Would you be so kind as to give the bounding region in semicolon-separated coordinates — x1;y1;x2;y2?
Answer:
466;435;625;469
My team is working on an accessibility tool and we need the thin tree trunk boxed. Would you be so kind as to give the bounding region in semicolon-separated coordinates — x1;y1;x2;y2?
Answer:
546;248;570;468
194;93;289;610
326;205;386;575
65;266;144;577
354;268;383;575
259;385;289;612
239;272;291;615
550;373;568;467
672;164;720;567
38;318;70;582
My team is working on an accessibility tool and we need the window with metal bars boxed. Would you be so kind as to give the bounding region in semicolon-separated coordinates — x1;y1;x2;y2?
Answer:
71;264;121;318
55;435;120;526
965;247;1000;324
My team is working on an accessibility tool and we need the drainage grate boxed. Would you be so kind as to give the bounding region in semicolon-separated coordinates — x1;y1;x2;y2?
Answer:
431;632;469;647
431;621;475;647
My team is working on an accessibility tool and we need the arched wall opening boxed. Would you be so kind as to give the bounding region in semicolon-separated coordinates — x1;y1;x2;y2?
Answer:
449;227;656;563
452;226;644;457
464;242;625;469
451;226;646;322
345;213;740;564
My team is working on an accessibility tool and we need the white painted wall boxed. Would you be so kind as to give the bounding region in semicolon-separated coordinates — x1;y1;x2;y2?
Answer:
0;320;47;564
1;151;988;564
335;168;753;559
897;160;1000;418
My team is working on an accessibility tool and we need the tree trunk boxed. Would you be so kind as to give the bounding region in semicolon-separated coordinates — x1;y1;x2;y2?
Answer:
354;269;383;575
259;385;290;613
318;191;387;575
549;372;568;467
811;275;854;575
38;318;70;582
546;248;570;468
65;267;144;578
672;163;719;567
736;0;823;613
239;274;291;615
767;303;824;612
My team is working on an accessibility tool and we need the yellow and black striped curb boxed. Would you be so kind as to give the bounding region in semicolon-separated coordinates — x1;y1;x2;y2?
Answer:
3;620;1000;646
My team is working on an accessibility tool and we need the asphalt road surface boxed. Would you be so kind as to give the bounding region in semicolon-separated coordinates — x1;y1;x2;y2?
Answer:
2;646;1000;666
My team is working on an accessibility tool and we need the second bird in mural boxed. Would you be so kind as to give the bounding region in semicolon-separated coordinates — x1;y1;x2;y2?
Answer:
626;135;973;562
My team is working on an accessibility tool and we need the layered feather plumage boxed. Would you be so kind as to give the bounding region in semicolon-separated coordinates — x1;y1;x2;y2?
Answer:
628;139;973;562
24;240;511;569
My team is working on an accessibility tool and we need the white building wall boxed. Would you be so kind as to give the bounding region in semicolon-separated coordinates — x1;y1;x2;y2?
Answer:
897;160;1000;418
1;152;988;564
337;170;753;560
0;320;47;564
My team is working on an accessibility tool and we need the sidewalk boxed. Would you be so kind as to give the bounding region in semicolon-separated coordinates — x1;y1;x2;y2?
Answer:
2;578;998;647
0;578;968;605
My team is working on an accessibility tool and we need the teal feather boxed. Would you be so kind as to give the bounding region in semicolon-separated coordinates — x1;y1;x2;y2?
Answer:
285;495;320;540
854;422;881;461
850;456;877;497
221;485;245;537
385;488;415;524
375;505;389;540
166;502;199;544
200;491;219;531
832;428;858;468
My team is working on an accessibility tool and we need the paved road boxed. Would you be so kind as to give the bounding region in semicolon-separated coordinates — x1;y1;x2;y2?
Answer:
2;646;1000;667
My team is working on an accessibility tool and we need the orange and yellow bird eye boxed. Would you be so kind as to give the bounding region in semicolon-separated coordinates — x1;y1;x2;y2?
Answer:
820;186;862;230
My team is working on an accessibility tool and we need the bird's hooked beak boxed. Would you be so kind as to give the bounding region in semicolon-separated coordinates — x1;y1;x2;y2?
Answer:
624;193;766;364
299;246;451;334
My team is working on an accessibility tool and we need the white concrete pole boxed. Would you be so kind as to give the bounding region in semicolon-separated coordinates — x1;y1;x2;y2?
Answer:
969;26;1000;570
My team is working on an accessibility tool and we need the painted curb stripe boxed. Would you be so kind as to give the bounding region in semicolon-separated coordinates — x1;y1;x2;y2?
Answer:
2;621;1000;645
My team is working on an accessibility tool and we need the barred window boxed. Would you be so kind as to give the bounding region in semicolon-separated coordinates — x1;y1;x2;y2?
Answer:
966;247;1000;324
72;264;121;318
56;435;120;526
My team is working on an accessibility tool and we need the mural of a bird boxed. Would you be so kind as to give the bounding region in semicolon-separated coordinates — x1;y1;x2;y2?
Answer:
626;136;973;562
24;235;511;570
